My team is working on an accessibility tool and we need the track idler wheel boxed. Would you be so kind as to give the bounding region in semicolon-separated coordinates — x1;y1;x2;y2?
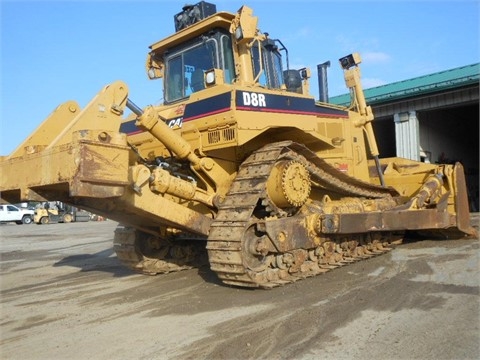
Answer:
242;225;274;272
266;160;311;209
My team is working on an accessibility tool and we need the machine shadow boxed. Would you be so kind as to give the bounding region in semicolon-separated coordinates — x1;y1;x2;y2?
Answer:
53;246;227;284
53;248;135;277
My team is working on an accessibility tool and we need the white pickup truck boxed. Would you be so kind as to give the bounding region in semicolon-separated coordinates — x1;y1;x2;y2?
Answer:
0;204;34;224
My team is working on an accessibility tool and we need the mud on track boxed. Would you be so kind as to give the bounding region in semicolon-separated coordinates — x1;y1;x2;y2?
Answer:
1;215;479;360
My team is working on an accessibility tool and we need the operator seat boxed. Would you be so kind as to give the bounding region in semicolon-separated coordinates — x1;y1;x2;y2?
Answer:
191;69;205;92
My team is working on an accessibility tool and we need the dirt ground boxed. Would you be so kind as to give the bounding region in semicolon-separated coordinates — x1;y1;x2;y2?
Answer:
1;215;479;360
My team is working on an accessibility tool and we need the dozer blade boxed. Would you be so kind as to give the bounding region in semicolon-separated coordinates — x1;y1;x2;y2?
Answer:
453;162;477;237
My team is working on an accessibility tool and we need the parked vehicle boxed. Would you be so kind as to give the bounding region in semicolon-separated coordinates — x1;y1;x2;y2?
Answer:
34;203;91;224
0;204;34;224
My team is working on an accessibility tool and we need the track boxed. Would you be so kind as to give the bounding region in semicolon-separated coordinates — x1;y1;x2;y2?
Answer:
113;226;207;274
113;141;402;286
207;141;401;288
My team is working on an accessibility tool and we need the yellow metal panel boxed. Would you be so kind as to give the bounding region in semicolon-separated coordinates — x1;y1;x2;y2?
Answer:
8;100;80;159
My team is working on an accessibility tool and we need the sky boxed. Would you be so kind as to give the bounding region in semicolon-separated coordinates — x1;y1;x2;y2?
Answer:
1;0;479;155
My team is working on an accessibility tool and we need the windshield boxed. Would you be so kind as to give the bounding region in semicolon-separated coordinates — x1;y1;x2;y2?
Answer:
164;29;235;103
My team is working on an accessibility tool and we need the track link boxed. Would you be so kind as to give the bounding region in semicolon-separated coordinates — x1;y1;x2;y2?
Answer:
207;141;401;288
114;226;207;275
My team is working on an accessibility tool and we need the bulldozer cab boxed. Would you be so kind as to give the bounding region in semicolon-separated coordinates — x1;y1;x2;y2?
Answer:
146;1;298;104
163;28;234;102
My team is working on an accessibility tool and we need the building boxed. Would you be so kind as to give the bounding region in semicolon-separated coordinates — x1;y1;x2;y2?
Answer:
330;63;479;211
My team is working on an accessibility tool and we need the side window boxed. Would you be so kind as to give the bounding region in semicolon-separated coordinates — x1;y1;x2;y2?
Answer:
6;205;18;212
221;35;235;84
265;49;283;89
251;44;267;87
166;56;184;101
251;41;284;89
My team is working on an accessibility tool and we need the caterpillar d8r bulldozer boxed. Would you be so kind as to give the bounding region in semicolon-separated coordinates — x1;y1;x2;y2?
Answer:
0;2;476;288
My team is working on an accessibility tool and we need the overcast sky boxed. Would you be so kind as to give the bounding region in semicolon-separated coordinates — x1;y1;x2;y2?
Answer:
1;0;479;154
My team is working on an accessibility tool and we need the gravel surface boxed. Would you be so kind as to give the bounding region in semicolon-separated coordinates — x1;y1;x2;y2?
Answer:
1;215;479;360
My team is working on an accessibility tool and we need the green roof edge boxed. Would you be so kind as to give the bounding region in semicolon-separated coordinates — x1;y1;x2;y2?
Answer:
329;63;480;106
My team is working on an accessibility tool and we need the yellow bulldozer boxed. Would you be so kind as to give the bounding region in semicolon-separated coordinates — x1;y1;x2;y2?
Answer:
0;2;476;288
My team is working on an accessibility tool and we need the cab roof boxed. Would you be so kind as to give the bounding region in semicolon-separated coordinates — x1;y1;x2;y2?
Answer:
149;11;236;55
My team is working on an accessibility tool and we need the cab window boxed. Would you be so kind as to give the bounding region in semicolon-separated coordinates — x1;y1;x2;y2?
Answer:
221;34;235;84
164;29;236;103
165;39;218;102
251;39;284;89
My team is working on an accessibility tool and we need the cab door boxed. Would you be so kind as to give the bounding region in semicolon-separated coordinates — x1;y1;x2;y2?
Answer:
5;205;20;221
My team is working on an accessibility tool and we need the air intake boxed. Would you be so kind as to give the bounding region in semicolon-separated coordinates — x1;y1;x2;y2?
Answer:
174;1;217;32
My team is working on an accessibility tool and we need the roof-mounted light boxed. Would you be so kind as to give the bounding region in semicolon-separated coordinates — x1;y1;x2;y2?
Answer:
339;53;362;70
234;26;243;41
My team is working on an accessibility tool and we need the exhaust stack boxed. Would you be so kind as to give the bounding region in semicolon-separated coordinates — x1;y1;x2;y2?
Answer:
317;61;331;103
